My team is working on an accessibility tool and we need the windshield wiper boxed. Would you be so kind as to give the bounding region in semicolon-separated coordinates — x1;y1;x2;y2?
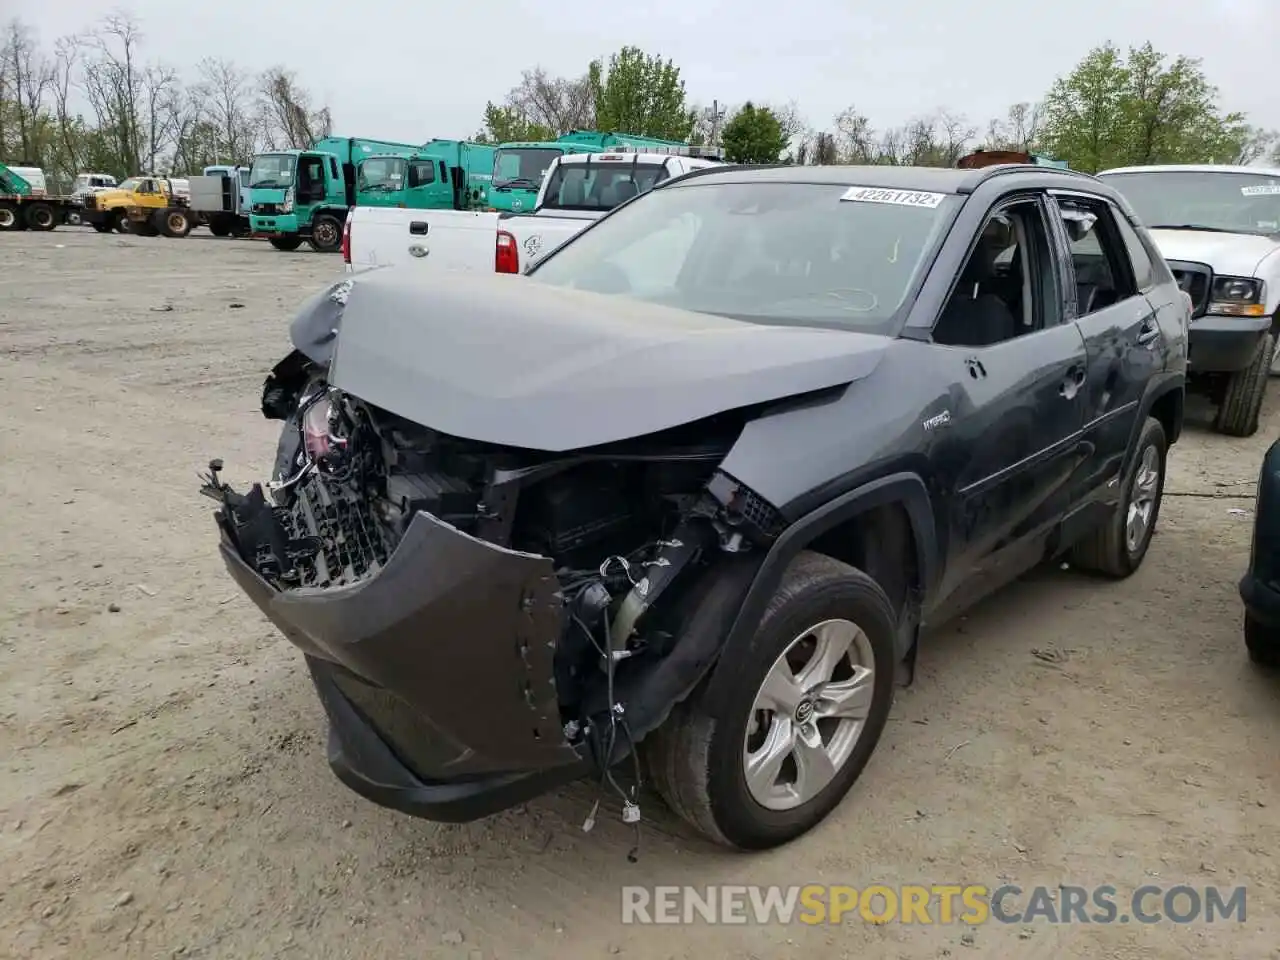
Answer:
494;177;538;189
1146;223;1240;234
250;180;283;189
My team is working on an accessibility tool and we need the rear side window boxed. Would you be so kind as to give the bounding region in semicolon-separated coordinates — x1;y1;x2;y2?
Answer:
541;162;668;211
1052;195;1139;314
1112;211;1155;290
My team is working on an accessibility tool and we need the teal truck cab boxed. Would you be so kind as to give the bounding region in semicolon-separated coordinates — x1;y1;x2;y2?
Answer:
355;139;496;211
248;136;419;251
486;130;720;212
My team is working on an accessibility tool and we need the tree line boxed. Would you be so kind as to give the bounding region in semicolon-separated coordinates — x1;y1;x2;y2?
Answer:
4;11;1279;194
478;43;1280;171
0;14;331;191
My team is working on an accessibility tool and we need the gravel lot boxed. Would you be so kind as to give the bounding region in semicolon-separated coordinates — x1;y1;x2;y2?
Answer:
1;228;1278;960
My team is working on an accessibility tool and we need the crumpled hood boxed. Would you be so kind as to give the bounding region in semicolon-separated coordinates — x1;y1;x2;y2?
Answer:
321;269;888;452
1147;229;1280;277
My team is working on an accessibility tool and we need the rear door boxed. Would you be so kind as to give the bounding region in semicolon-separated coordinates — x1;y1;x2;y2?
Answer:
1045;190;1159;506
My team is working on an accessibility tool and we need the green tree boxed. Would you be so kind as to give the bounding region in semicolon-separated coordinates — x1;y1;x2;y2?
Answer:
1042;42;1257;172
720;102;786;163
587;46;694;140
474;101;553;144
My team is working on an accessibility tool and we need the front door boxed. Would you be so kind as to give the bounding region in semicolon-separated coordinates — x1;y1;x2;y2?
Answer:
927;192;1090;618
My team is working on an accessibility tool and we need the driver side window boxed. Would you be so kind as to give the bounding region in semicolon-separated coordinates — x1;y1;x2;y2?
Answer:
933;198;1059;348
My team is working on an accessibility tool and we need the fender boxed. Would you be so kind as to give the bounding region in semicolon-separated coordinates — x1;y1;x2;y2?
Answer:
1124;371;1184;473
700;471;939;714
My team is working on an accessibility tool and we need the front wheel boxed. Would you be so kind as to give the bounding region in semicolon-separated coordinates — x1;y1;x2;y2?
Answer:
1071;416;1167;578
1215;334;1273;437
645;551;896;850
269;236;303;251
113;209;130;233
307;213;342;252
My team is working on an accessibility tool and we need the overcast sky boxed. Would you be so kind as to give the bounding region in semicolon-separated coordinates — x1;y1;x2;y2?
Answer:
13;0;1280;145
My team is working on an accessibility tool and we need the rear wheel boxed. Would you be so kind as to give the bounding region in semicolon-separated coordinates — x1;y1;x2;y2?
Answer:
112;209;129;233
1071;416;1167;578
1215;334;1272;437
25;202;56;231
161;208;192;238
645;551;896;850
269;236;303;251
91;221;113;233
0;203;18;231
1245;614;1280;668
208;216;231;238
307;213;342;252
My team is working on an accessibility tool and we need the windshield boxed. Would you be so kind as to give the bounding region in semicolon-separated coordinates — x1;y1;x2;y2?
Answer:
1098;170;1280;236
493;147;560;189
357;157;407;193
118;178;140;191
249;154;296;189
540;161;668;211
528;181;960;333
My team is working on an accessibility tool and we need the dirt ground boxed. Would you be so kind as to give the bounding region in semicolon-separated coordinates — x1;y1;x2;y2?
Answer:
1;227;1277;960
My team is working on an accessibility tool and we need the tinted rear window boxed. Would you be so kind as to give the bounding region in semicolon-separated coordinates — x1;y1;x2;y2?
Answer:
540;162;667;211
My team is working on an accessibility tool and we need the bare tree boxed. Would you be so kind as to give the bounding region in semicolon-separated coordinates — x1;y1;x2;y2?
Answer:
50;35;84;178
196;56;257;162
504;67;594;135
1233;127;1278;165
984;101;1043;152
3;19;54;162
80;13;147;172
258;66;331;149
834;106;875;163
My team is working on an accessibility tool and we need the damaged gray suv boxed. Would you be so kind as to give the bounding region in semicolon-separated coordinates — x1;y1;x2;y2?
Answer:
202;164;1187;850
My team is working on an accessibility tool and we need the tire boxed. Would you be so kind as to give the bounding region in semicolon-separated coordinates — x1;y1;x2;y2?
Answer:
1245;614;1280;668
644;551;897;850
91;221;113;234
0;203;18;231
161;209;192;238
208;216;231;238
65;210;82;226
1071;416;1167;578
307;213;342;252
269;236;303;251
24;202;56;231
1215;334;1273;437
112;209;130;233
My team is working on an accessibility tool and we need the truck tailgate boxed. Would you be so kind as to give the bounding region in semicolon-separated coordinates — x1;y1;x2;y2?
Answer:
348;207;502;272
504;213;596;270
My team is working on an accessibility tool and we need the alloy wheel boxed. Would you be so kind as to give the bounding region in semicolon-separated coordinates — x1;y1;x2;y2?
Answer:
1125;445;1161;553
742;618;877;811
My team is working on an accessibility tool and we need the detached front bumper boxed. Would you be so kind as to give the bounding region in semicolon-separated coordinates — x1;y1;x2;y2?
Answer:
214;492;587;821
249;213;299;235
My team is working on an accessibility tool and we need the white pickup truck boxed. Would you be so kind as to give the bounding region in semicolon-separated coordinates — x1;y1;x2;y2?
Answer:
343;148;723;275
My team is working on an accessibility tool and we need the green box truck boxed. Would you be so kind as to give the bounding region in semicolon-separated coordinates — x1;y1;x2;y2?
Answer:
355;139;496;212
248;136;420;251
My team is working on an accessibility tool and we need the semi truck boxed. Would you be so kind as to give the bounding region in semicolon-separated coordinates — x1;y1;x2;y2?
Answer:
247;136;420;252
0;163;84;231
355;139;496;211
487;130;723;212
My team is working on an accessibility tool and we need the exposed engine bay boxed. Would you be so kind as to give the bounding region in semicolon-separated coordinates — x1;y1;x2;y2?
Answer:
204;353;795;817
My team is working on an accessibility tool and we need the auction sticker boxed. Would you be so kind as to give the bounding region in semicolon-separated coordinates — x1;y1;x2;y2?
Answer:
1241;184;1280;196
841;186;946;208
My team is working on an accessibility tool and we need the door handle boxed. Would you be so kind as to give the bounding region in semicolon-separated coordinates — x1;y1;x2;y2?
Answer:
1136;318;1160;345
408;244;429;258
408;221;428;236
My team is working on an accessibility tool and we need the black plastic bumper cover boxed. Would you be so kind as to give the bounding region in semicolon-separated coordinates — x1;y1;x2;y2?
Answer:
216;505;587;820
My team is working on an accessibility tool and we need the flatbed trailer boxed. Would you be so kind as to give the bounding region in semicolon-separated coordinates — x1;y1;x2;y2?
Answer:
0;193;83;231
